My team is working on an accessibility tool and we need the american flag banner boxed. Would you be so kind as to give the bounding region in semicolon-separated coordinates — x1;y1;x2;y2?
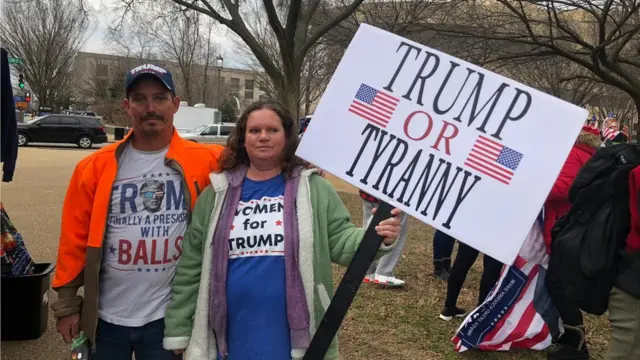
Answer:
603;127;620;140
348;84;400;128
453;220;560;353
464;135;524;185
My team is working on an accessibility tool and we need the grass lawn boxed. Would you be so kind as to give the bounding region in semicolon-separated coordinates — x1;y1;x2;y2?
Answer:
334;192;611;360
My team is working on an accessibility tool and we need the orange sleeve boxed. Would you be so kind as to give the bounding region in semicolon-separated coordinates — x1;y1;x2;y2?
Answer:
52;159;95;289
208;144;224;173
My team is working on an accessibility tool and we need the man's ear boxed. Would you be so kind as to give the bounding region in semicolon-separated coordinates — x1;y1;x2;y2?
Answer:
122;98;131;115
172;95;181;114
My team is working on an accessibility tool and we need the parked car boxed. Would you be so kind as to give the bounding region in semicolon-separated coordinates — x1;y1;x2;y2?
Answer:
17;114;108;148
178;123;236;145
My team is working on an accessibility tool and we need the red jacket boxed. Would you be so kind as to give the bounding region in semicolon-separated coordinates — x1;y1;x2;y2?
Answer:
626;166;640;252
543;144;597;252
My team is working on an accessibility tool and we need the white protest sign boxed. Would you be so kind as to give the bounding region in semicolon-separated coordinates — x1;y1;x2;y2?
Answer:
296;24;588;265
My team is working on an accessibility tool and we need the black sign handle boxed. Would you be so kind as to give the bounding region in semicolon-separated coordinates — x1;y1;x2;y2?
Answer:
302;201;394;360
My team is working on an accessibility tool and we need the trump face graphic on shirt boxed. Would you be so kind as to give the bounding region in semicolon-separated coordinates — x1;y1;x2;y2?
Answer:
140;180;166;213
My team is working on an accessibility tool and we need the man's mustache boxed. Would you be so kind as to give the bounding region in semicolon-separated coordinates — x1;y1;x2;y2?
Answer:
140;113;165;121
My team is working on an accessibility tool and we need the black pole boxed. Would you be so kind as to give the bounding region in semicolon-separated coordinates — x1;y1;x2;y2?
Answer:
303;201;394;360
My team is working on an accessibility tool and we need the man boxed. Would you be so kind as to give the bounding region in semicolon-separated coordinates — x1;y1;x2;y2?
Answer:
360;190;409;286
50;64;223;360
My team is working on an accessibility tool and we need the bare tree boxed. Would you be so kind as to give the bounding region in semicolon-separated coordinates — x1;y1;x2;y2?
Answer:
588;88;639;129
151;12;203;104
75;55;135;126
107;6;219;105
115;0;367;118
233;1;337;114
198;18;217;104
105;24;159;62
496;56;604;106
1;0;90;109
432;0;640;134
324;0;445;45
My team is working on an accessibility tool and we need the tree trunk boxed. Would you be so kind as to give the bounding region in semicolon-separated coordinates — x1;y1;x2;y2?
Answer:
202;59;210;104
278;67;302;121
304;63;312;116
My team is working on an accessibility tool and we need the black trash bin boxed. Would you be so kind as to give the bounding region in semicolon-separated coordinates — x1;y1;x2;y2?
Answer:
1;263;55;341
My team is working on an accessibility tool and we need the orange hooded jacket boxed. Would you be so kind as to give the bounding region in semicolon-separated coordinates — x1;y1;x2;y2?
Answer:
51;129;223;345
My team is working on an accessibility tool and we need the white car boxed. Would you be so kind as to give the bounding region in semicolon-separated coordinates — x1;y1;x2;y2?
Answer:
178;123;236;145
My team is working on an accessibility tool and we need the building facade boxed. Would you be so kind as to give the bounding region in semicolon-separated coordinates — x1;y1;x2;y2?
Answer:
72;51;268;110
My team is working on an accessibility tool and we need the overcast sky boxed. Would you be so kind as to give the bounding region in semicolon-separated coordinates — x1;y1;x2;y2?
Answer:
83;0;247;69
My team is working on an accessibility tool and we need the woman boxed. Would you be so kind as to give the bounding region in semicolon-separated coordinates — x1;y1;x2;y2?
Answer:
545;125;601;360
162;100;403;360
438;237;503;321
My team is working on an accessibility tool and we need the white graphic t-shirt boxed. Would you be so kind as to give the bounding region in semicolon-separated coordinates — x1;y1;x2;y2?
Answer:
99;143;188;326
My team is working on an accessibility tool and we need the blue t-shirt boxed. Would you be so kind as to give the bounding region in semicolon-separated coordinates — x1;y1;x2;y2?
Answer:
225;173;291;359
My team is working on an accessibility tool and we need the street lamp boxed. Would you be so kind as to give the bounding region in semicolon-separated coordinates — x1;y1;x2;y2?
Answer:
216;55;224;109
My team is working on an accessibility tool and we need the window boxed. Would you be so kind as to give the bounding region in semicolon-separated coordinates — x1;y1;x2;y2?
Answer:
38;117;60;125
82;117;102;127
59;117;79;126
244;79;255;100
219;126;235;136
203;125;218;136
230;78;240;96
96;64;108;77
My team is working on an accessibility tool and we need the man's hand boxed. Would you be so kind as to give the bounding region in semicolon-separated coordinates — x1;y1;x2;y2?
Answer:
56;313;81;343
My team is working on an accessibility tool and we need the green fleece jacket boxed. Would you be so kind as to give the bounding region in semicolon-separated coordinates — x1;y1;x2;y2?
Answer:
163;169;393;360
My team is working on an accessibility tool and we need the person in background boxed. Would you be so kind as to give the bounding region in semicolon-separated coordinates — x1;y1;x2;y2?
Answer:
605;164;640;359
438;243;503;321
163;100;403;360
432;230;456;281
50;64;223;360
544;125;601;360
360;190;409;287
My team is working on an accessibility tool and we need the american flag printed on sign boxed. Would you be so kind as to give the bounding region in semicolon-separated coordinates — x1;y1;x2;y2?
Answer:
464;135;524;185
348;84;400;128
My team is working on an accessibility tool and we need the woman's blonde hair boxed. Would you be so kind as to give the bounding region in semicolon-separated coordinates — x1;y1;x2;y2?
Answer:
577;131;602;148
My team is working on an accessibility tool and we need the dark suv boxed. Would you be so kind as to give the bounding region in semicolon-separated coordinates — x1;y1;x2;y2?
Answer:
18;115;108;149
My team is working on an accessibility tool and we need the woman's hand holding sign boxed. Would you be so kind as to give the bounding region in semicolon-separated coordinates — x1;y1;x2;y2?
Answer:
371;207;404;245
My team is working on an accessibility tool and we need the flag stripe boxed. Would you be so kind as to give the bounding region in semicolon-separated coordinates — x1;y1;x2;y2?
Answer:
349;84;399;128
465;135;517;184
375;96;399;108
467;149;514;175
352;99;391;121
372;99;395;115
376;91;400;103
465;156;512;181
349;101;389;123
482;266;540;345
479;135;503;148
348;108;387;128
464;161;510;185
